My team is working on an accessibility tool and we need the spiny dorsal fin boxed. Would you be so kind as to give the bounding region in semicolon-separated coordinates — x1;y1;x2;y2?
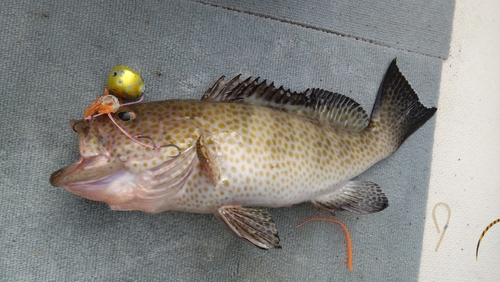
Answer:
202;76;370;132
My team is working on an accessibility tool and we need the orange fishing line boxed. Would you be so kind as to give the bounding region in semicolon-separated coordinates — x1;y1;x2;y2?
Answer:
296;218;353;271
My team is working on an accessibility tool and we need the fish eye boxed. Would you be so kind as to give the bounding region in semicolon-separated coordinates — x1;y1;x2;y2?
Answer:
117;110;137;121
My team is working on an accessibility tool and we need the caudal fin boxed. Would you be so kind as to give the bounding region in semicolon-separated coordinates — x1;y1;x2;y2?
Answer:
370;59;437;151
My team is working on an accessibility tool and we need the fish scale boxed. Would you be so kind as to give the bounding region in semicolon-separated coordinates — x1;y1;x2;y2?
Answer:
191;102;370;207
51;59;436;249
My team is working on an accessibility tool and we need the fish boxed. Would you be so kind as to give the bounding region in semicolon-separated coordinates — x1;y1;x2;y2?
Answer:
50;59;437;249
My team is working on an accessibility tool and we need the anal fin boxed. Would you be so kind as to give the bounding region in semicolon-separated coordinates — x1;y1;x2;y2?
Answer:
311;181;389;214
215;206;281;249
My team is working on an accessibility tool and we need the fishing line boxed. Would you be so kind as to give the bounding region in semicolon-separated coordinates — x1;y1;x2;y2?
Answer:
432;202;451;252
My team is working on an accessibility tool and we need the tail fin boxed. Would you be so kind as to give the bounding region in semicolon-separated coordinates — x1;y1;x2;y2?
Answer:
370;59;437;150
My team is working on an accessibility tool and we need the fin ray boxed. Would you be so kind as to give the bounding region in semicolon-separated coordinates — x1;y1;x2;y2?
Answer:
311;181;388;214
215;206;281;249
203;76;370;132
370;59;437;149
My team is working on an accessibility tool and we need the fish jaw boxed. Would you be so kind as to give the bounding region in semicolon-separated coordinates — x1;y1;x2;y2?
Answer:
51;164;128;204
50;155;122;187
49;155;176;212
49;117;145;209
50;144;200;213
49;155;135;204
50;118;123;189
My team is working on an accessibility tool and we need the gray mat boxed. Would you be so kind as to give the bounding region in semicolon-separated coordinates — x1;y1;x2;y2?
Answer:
1;1;453;281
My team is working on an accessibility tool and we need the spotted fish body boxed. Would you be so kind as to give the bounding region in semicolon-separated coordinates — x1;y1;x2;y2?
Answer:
51;60;436;249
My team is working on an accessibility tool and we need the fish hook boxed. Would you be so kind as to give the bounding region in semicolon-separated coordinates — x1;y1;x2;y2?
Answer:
134;135;160;149
161;143;182;158
135;135;182;157
72;120;83;132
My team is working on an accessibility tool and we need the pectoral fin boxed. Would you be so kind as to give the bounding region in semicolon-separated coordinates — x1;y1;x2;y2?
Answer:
215;206;281;249
196;136;217;185
311;181;389;214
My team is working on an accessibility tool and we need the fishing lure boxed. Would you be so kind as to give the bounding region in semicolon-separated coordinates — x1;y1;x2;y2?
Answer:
107;65;145;100
82;65;159;150
83;87;121;119
84;65;146;118
296;218;353;270
476;218;500;261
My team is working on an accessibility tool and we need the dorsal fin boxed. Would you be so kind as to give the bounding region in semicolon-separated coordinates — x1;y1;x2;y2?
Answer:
202;76;370;132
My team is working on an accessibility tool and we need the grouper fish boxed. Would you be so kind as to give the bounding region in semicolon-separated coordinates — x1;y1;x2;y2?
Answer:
50;59;437;249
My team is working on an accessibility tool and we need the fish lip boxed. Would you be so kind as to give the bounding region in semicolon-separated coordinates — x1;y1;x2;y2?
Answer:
50;158;83;187
50;155;119;187
50;167;67;186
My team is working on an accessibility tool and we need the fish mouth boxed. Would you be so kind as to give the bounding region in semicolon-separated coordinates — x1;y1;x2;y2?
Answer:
50;155;133;205
50;155;121;187
51;118;120;187
50;118;136;205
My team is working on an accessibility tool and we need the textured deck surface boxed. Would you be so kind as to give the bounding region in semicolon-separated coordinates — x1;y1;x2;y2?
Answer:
2;1;479;281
